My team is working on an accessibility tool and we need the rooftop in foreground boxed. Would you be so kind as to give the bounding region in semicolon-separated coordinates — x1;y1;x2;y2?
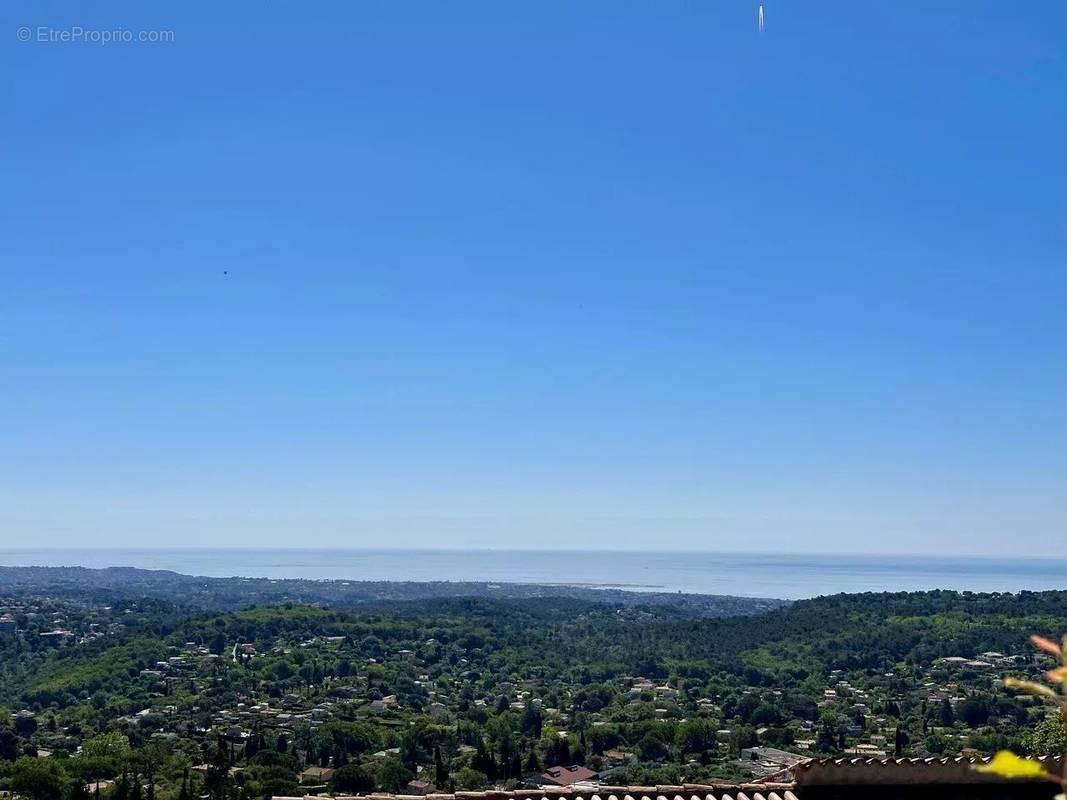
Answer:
274;756;1067;800
276;786;797;800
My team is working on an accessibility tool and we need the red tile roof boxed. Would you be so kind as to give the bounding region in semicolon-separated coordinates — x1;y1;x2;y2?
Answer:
272;784;798;800
540;766;599;786
793;755;1066;785
270;758;1066;800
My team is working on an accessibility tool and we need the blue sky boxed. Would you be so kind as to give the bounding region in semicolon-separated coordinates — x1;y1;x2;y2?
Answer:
2;1;1065;554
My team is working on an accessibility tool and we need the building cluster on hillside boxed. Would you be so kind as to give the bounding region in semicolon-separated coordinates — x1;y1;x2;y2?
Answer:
1;592;1056;795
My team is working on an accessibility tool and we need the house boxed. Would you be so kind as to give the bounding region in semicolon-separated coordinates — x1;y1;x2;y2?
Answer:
602;749;636;768
653;684;680;700
367;695;397;714
537;765;599;786
300;766;334;783
738;747;807;778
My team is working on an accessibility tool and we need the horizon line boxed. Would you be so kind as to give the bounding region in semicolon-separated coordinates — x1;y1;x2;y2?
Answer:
0;545;1063;563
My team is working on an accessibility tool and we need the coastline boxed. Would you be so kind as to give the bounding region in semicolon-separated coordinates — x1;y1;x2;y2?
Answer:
2;547;1067;600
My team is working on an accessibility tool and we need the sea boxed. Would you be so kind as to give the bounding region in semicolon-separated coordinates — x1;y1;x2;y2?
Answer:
1;548;1065;601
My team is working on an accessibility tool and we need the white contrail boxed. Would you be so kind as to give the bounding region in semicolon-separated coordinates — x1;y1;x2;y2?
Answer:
758;3;765;33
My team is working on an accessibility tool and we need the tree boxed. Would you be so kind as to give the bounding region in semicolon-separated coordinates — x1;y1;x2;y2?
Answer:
203;742;232;800
11;757;68;800
520;705;543;738
433;744;449;789
637;732;669;762
958;697;990;728
176;769;193;800
816;711;839;753
451;767;488;790
134;742;164;800
524;750;540;774
728;725;758;757
677;719;714;755
67;780;91;800
1024;716;1067;756
399;729;421;770
112;770;129;800
751;702;781;726
924;733;948;755
77;733;131;779
939;698;955;727
243;765;298;798
331;764;374;794
471;740;497;779
0;727;19;761
375;758;413;794
894;726;910;756
209;632;226;656
244;729;260;760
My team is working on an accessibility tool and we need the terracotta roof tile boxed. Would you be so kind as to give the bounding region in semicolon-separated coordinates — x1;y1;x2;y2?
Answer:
272;759;1059;800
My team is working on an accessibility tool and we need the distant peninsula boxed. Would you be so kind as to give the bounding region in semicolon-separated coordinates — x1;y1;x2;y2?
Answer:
0;564;788;617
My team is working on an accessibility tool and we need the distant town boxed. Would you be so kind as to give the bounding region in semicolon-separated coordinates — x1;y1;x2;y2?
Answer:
0;568;1063;800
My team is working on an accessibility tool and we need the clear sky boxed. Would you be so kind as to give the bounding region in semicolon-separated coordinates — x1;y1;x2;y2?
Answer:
2;1;1065;555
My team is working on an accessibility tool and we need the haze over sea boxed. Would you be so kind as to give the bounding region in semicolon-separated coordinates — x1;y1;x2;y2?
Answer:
1;549;1065;601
